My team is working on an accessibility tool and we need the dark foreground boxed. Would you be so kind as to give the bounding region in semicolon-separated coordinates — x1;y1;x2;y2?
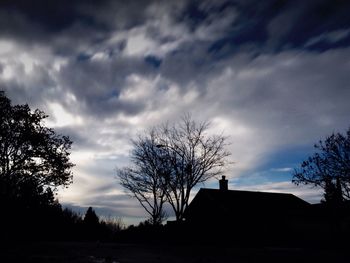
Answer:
2;242;349;263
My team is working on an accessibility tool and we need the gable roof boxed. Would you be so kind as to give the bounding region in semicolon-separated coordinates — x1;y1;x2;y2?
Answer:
184;188;310;220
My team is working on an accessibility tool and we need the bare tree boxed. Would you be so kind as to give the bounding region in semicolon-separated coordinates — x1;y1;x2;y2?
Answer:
292;128;350;203
117;131;168;225
156;115;231;221
117;115;231;222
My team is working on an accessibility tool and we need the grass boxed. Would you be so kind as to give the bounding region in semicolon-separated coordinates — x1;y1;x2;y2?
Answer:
2;241;349;263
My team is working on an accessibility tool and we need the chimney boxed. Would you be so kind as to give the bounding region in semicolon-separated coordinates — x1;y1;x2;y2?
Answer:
219;176;228;191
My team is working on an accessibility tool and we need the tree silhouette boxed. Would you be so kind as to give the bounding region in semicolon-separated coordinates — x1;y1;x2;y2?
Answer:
117;130;168;225
117;114;230;222
84;206;99;226
293;128;350;202
0;91;74;196
83;207;100;240
0;91;74;239
323;177;343;205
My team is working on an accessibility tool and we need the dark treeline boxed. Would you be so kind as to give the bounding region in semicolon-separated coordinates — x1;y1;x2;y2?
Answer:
119;204;350;248
2;195;350;248
0;196;123;242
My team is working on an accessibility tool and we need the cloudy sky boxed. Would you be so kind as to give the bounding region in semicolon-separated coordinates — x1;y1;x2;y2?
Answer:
1;0;350;224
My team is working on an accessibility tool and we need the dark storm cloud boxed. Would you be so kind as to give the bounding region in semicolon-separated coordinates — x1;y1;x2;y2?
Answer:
1;0;349;148
0;0;86;31
0;0;113;33
1;0;349;152
181;0;350;55
1;0;349;55
0;1;92;49
0;1;121;57
58;55;158;117
0;0;176;56
267;0;350;51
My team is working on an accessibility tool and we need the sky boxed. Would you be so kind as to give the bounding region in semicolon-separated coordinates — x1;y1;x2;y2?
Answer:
1;0;350;224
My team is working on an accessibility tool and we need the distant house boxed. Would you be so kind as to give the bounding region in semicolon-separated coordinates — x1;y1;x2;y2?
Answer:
180;176;350;245
185;176;310;221
183;176;311;242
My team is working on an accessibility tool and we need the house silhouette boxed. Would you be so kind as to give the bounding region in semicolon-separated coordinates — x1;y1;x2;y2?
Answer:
183;176;312;244
170;176;350;246
185;176;310;223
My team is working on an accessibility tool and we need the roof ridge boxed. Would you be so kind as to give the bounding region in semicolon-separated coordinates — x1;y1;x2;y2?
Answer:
199;187;294;196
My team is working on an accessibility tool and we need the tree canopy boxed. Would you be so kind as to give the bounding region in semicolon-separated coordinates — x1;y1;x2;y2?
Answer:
0;91;74;203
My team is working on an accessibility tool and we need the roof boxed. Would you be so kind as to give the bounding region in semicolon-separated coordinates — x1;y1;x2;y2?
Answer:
184;188;310;221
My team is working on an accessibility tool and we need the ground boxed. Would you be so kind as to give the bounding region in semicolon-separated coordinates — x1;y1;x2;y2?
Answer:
2;242;348;263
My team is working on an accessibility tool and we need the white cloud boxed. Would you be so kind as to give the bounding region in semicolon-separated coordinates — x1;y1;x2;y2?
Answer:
305;28;350;47
0;39;14;54
270;167;293;172
46;102;83;127
125;28;157;56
